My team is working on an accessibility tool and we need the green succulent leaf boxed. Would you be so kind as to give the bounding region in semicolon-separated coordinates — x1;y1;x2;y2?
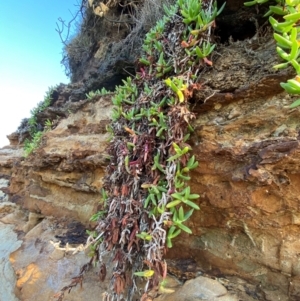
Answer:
171;191;185;199
184;209;194;221
167;237;173;248
178;206;185;220
280;82;300;94
244;0;257;6
284;11;300;21
167;200;182;208
182;199;200;210
273;62;290;70
290;59;300;73
274;33;292;49
188;193;200;200
290;98;300;108
134;270;155;278
176;222;192;234
136;232;152;240
268;5;288;15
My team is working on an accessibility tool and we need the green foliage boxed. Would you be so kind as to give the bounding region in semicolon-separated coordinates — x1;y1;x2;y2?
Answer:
136;232;152;240
110;78;139;120
85;87;110;100
28;87;53;136
89;210;106;222
244;0;300;108
179;0;225;25
44;119;53;130
244;0;269;5
89;189;108;222
164;78;188;103
24;131;43;157
23;87;55;156
134;270;154;278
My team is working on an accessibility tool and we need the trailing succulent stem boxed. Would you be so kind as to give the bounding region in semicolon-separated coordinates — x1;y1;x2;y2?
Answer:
82;0;224;300
244;0;300;108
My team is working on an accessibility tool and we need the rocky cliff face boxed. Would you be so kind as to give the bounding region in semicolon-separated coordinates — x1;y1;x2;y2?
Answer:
15;97;112;225
1;0;300;300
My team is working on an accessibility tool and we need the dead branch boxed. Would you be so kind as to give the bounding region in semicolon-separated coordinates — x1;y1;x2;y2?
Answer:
56;0;88;46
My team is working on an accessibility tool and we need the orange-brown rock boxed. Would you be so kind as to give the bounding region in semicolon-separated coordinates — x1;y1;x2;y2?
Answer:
165;41;300;300
3;97;112;225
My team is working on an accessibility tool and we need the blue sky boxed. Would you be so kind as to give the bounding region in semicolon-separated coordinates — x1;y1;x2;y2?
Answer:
0;0;79;147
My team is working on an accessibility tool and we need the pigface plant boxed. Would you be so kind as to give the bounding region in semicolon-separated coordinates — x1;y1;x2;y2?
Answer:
86;87;110;99
56;0;225;300
244;0;300;108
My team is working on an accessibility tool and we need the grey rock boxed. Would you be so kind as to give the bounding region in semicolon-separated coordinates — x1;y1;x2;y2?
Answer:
0;179;9;189
0;179;9;202
0;222;22;301
156;276;228;301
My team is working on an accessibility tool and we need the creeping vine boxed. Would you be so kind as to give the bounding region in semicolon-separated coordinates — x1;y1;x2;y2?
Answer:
90;0;225;299
56;0;225;300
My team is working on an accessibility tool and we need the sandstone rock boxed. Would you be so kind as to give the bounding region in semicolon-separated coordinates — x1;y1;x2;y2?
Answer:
154;276;233;301
3;97;112;225
158;275;182;294
0;206;27;231
163;40;300;299
22;212;44;233
0;189;8;202
0;204;250;301
0;202;17;215
0;147;23;177
0;222;22;301
10;218;106;301
0;178;9;202
6;132;20;146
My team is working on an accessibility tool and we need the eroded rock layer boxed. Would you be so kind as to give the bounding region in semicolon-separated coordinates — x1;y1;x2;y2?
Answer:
167;41;300;301
3;97;112;225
